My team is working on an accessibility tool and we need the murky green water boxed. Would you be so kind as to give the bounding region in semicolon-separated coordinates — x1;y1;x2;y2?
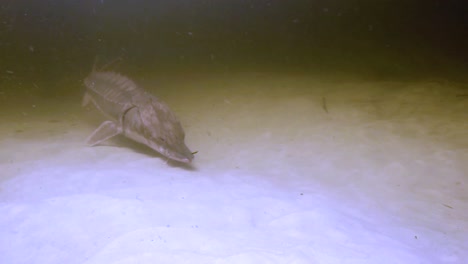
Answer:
0;1;467;141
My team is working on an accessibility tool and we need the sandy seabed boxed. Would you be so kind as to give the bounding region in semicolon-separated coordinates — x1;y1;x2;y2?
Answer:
0;72;467;264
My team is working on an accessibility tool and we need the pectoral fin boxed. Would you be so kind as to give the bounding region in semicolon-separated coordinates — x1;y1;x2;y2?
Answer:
86;121;122;146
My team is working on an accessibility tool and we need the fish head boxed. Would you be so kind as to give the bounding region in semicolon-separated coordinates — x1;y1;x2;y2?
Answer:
139;100;194;163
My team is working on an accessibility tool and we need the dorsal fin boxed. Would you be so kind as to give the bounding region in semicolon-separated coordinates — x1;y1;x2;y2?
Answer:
84;71;140;107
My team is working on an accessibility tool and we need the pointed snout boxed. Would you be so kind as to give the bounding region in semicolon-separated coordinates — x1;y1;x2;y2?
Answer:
174;147;195;163
163;143;194;163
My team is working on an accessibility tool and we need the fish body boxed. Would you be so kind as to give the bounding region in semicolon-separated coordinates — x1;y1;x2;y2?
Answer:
83;71;194;163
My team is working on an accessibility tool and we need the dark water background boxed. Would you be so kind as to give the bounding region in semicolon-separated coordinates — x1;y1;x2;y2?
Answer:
1;0;467;97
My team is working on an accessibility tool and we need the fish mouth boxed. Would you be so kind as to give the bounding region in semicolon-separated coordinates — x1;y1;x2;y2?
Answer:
164;154;193;163
159;146;194;163
146;140;194;163
169;151;194;163
174;156;193;163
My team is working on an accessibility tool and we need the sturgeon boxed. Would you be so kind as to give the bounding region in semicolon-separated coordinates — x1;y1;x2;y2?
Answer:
82;70;194;163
